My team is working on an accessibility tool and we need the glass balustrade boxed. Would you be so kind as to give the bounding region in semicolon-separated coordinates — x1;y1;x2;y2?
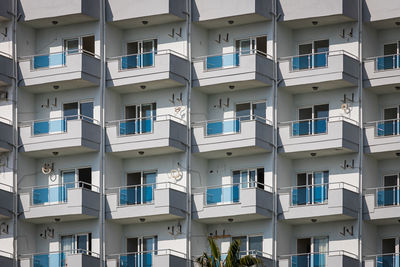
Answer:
292;53;328;71
291;253;326;267
292;118;327;136
377;187;400;207
33;119;67;135
206;184;240;205
33;52;66;69
205;52;240;70
120;52;155;70
376;55;400;71
119;185;154;205
292;185;328;206
376;254;400;267
119;118;153;136
119;253;153;267
206;119;240;136
377;120;400;136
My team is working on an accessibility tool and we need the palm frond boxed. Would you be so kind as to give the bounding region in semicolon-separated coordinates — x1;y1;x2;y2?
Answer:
224;239;241;267
239;255;263;266
196;252;212;267
208;237;222;265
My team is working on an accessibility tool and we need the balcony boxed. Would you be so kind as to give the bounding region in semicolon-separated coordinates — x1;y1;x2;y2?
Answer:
192;182;273;223
192;51;273;93
106;0;186;28
278;182;359;223
18;51;101;92
19;116;101;158
18;0;99;28
279;251;359;267
278;0;358;28
192;0;272;28
0;53;13;86
364;253;400;267
18;182;100;223
364;119;400;158
0;185;13;219
364;55;400;91
278;51;359;93
19;251;100;267
106;250;187;267
0;252;13;267
105;115;187;158
192;116;273;158
0;120;13;152
364;0;400;28
364;186;400;223
278;117;359;158
107;50;189;92
106;182;187;223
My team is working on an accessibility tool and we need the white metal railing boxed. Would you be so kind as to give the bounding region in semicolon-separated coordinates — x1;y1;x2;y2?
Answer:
0;250;13;259
365;185;400;207
19;249;100;262
365;119;400;137
19;115;99;137
107;249;187;262
0;116;12;125
0;182;13;193
19;181;99;207
364;53;400;71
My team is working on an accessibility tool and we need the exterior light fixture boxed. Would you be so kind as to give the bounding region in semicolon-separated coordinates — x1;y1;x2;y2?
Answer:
312;21;318;25
226;152;232;156
310;152;317;157
138;151;144;155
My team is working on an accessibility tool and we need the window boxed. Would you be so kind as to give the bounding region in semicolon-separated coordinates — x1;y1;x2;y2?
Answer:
235;101;266;121
120;171;157;205
235;36;267;56
378;106;400;136
294;40;329;70
232;235;263;257
64;35;95;55
122;39;158;69
296;237;328;255
120;103;156;135
62;167;92;191
377;174;400;206
63;100;94;122
122;236;157;266
60;233;92;255
294;104;329;136
293;171;329;205
233;168;264;189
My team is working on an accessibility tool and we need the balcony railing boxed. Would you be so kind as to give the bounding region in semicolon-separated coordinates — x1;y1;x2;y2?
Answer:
373;119;400;137
108;50;187;71
280;182;359;207
220;250;272;261
374;54;400;71
19;50;99;70
108;249;186;267
195;50;271;71
20;115;99;136
193;115;270;136
375;253;399;267
197;182;272;206
374;186;400;207
107;115;186;137
281;251;358;267
20;182;98;206
21;250;100;267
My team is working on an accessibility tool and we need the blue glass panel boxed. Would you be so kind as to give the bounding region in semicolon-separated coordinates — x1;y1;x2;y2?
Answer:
223;120;236;134
292;57;300;70
49;52;66;67
120;187;140;205
382;121;398;136
143;185;153;203
207;121;223;135
222;186;233;203
207;55;223;69
49;119;66;133
49;253;62;267
298;121;311;136
313;185;327;203
313;253;326;267
142;52;154;67
34;254;49;267
143;252;152;267
314;119;327;134
141;118;152;133
377;56;397;70
314;53;327;68
292;254;309;267
120;121;136;135
34;55;50;69
222;53;239;67
48;186;66;203
33;188;49;205
377;255;398;267
377;122;385;136
120;254;140;267
121;55;138;70
232;185;239;203
292;122;300;136
34;121;50;135
207;188;222;204
293;187;308;206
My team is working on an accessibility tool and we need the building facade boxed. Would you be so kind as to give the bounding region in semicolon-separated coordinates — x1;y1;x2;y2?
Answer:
0;0;399;266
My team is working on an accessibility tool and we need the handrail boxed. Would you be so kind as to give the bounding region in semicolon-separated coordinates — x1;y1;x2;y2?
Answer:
192;115;272;127
107;49;188;61
279;250;358;259
19;181;100;192
278;50;358;61
0;51;12;58
365;185;400;192
365;118;400;125
106;114;186;126
220;250;273;259
0;182;13;192
193;181;273;193
364;252;400;258
19;249;100;258
0;250;13;258
193;49;273;61
278;116;359;126
106;182;186;192
364;53;400;61
107;249;186;259
19;115;100;127
18;49;100;60
279;182;359;193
